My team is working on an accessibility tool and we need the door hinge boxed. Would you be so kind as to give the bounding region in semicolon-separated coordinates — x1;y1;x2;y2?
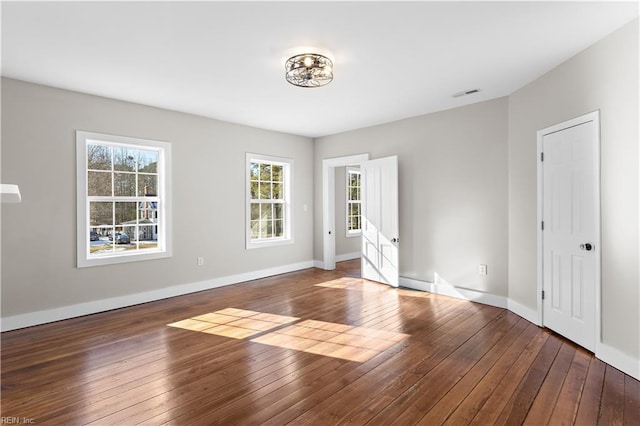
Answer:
541;221;544;230
541;290;545;300
540;152;544;162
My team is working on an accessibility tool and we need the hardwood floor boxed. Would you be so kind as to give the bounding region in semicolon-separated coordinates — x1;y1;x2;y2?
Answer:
1;259;639;425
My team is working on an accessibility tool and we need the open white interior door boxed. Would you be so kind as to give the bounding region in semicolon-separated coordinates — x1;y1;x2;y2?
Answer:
361;155;399;287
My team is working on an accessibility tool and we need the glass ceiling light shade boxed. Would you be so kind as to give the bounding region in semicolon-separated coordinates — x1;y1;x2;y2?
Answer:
285;53;333;88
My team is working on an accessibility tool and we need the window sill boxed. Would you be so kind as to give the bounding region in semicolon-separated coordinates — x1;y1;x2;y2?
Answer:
78;249;172;268
246;238;294;250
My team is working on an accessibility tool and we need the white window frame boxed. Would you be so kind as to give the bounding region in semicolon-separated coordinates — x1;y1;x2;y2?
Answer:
245;153;293;249
346;166;362;237
76;131;172;268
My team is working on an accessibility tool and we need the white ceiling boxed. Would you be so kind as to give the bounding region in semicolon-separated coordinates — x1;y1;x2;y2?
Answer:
2;1;638;138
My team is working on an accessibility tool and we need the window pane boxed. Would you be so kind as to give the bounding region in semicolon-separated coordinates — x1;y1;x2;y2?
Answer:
272;165;283;182
90;233;113;255
259;182;271;199
114;202;137;227
137;150;158;173
88;171;112;196
138;200;158;223
138;174;157;196
274;203;283;220
260;163;271;181
136;206;158;247
88;145;112;170
113;147;137;172
272;182;282;199
122;224;138;242
354;203;361;216
251;203;260;221
251;220;259;238
260;220;269;238
250;163;260;181
274;219;283;237
90;202;113;226
266;220;273;237
350;187;360;201
250;181;258;199
114;173;136;196
260;204;273;220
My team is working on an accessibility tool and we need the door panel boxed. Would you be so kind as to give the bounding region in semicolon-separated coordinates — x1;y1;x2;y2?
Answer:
361;156;399;287
542;118;597;352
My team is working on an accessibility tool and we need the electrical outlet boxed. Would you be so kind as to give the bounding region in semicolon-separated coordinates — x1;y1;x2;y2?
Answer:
479;264;487;275
197;257;204;266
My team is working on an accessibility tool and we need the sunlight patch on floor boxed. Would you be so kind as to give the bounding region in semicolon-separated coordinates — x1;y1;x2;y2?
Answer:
167;308;299;339
315;277;432;299
168;307;408;363
252;319;409;362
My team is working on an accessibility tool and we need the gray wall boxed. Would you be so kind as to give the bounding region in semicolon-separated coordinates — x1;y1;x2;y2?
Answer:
314;98;509;297
508;19;639;357
1;78;314;318
334;166;361;257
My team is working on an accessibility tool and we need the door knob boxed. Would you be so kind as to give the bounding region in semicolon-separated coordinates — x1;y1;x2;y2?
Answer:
579;243;593;251
391;237;399;243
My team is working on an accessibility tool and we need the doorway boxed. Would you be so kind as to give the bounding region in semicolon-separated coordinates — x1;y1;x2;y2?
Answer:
322;154;369;270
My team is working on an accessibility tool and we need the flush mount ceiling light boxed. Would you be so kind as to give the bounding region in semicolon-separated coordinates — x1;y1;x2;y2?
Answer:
285;53;333;88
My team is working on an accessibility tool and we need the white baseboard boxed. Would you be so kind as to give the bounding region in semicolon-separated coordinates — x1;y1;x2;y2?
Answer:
596;342;640;380
0;260;314;332
399;276;508;309
507;298;541;326
335;252;360;262
398;276;430;292
313;253;360;270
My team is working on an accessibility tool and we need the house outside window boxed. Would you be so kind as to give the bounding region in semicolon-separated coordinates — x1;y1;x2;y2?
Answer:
246;153;293;249
346;167;361;236
76;131;172;267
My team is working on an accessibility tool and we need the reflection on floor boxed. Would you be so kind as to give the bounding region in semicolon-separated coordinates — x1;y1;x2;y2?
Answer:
315;277;432;299
168;303;409;362
252;319;408;362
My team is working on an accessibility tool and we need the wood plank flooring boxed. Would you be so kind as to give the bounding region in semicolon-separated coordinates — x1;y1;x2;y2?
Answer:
1;259;639;425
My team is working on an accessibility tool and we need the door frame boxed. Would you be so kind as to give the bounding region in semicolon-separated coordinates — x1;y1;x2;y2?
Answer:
536;110;601;348
322;154;370;270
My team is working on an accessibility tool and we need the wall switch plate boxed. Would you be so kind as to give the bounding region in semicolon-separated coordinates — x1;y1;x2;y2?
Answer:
479;264;487;275
197;257;204;266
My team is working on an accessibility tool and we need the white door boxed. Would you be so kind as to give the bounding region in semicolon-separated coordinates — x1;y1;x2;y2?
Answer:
361;156;399;287
540;112;599;352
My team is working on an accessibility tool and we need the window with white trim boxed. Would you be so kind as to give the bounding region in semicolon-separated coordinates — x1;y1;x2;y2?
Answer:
246;153;293;249
346;167;361;236
77;131;172;267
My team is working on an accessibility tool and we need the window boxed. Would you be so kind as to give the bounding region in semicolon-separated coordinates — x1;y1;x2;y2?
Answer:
246;153;293;249
346;167;361;236
77;131;172;267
